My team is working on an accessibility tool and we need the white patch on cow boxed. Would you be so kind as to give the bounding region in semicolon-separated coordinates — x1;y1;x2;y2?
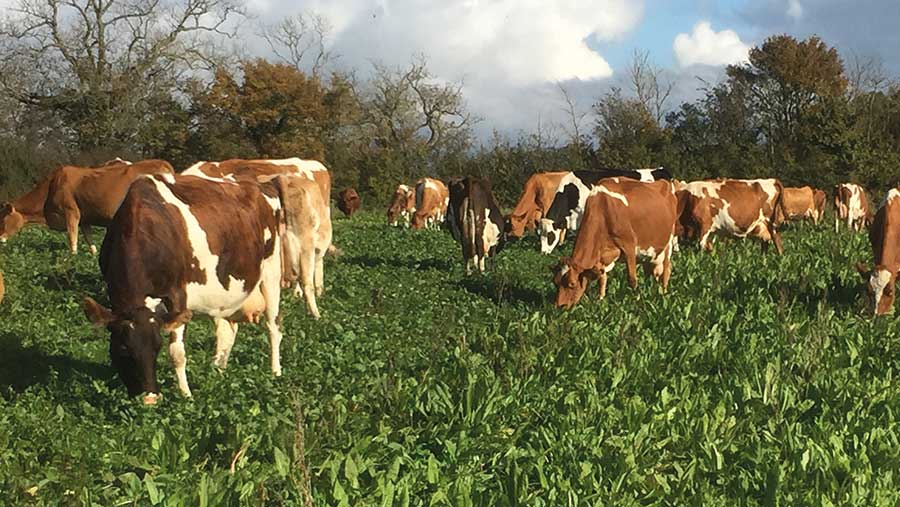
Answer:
594;185;629;206
260;158;327;179
424;179;441;193
540;217;561;254
847;185;865;222
182;161;214;176
683;180;723;199
144;297;163;311
482;209;501;252
635;169;655;182
871;269;892;310
148;179;253;318
559;264;570;276
159;173;176;184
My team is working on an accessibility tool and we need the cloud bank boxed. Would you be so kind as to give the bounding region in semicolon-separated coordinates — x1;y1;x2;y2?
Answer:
673;21;750;68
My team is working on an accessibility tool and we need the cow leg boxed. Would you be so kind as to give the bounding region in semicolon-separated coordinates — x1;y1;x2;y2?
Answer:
598;270;608;299
314;250;325;297
80;224;97;255
298;246;320;319
623;247;639;290
259;270;284;377
769;224;784;254
699;225;714;253
168;324;192;397
66;209;81;255
478;256;486;273
212;318;237;369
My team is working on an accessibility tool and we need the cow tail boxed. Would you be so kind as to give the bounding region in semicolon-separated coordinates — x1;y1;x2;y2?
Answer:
772;181;786;229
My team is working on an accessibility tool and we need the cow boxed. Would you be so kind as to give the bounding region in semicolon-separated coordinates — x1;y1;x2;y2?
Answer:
411;178;449;230
506;172;568;238
833;183;870;232
387;184;415;227
279;175;332;319
183;158;331;207
82;174;292;404
539;167;673;254
553;179;678;309
677;179;785;254
183;158;334;297
446;177;505;274
857;188;900;315
42;159;175;254
337;188;361;217
780;186;825;225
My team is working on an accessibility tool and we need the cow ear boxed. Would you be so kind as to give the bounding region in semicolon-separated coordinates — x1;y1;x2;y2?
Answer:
82;297;114;327
1;202;12;214
162;310;192;333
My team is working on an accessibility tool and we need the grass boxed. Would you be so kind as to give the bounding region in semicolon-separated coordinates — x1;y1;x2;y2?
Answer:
0;212;899;506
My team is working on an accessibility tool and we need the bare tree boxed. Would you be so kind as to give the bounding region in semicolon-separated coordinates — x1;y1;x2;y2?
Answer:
0;0;244;151
557;82;588;145
627;49;673;126
366;55;474;149
261;12;334;78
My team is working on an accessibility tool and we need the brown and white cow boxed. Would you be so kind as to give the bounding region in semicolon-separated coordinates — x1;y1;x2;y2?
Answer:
411;178;449;229
833;183;870;232
387;184;415;227
677;179;785;254
857;188;900;315
780;186;825;225
553;179;678;309
42;159;175;254
506;172;568;238
183;158;334;301
183;158;331;208
337;188;361;217
446;177;505;274
279;175;333;319
82;174;291;403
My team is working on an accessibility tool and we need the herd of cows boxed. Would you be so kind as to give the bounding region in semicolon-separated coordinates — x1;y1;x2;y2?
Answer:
0;157;893;402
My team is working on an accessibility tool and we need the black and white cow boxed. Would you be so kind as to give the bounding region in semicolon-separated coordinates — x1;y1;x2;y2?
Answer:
539;167;673;254
82;174;294;404
446;176;505;274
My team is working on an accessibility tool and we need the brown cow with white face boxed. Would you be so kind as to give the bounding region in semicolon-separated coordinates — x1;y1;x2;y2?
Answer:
780;186;825;225
553;179;678;309
82;174;290;403
337;188;361;217
411;178;449;229
857;188;900;315
677;179;785;254
41;159;175;254
506;172;568;238
833;183;870;232
387;184;415;227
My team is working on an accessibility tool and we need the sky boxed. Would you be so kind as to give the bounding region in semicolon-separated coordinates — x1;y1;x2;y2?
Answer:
5;0;897;141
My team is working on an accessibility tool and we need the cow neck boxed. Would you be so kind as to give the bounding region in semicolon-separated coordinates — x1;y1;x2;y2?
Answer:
12;175;53;221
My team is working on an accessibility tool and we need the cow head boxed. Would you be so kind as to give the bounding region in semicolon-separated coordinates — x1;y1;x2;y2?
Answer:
337;188;360;217
387;187;410;226
539;218;565;254
410;213;427;230
0;203;25;243
83;297;191;402
857;263;896;316
505;212;533;238
552;258;593;309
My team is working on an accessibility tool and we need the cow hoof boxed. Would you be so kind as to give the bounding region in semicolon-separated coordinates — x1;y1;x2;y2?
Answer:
89;245;98;255
142;392;162;405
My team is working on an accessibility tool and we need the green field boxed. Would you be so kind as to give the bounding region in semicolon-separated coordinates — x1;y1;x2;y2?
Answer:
1;212;899;506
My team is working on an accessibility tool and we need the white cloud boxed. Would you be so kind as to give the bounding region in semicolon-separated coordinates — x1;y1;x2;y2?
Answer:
787;0;804;19
247;0;645;136
673;21;750;68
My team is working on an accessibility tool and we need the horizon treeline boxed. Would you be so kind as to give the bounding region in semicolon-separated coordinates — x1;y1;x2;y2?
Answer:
0;0;898;207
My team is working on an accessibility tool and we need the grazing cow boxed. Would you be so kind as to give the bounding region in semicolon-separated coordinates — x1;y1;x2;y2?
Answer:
387;184;415;227
279;175;333;319
539;167;673;254
411;178;449;229
780;186;825;225
833;183;870;232
337;188;361;217
677;179;785;254
506;172;568;238
82;174;291;403
858;188;900;315
42;160;175;254
446;177;505;274
553;179;678;308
